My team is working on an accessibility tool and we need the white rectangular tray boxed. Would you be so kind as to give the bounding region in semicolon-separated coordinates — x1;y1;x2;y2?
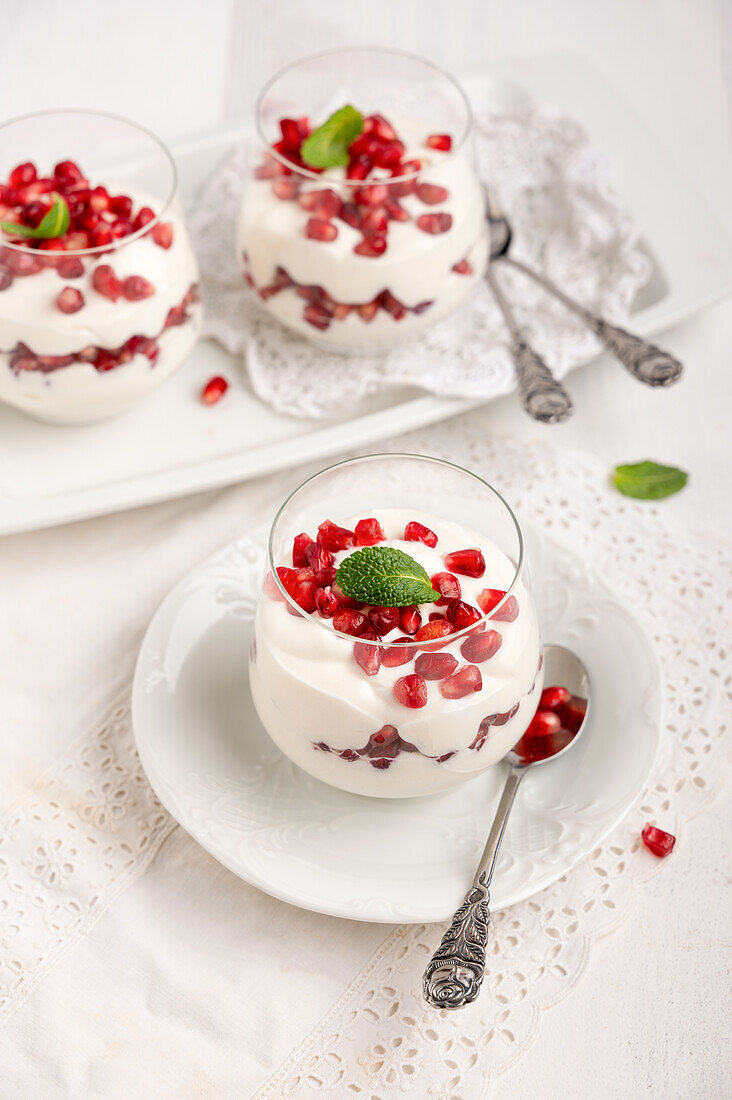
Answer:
2;53;731;536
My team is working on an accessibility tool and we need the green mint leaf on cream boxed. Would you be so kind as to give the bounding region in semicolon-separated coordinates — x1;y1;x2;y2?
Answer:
336;546;440;607
0;194;70;240
612;460;688;500
301;105;363;168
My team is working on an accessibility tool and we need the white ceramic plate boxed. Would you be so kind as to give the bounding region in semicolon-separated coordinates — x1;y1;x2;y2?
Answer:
3;53;732;537
132;522;662;922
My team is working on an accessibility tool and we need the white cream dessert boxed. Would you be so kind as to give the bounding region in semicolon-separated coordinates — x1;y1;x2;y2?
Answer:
0;159;201;424
238;111;487;351
250;508;542;797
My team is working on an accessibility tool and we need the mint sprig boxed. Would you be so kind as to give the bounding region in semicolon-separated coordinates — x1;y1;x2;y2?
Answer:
0;194;70;240
336;546;440;607
612;460;688;500
301;105;363;169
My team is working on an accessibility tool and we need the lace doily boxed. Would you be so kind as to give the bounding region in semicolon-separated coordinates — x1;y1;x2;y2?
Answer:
0;422;728;1098
189;108;651;418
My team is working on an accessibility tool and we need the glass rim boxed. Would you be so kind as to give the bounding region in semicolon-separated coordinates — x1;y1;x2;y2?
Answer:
268;452;525;647
254;46;474;186
0;107;178;257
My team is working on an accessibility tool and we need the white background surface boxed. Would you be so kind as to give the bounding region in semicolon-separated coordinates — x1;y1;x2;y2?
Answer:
1;1;731;1096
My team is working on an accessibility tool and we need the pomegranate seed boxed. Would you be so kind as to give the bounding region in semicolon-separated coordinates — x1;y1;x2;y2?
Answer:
426;133;452;152
12;356;37;371
373;140;404;169
384;199;410;222
201;375;228;404
305;217;337;242
355;517;385;546
477;589;519;621
444;548;485;578
354;184;388;207
0;269;12;291
57;257;84;279
123;275;155;300
92;224;112;247
446;600;482;631
416;213;453;235
555;695;588;734
440;664;482;699
354;235;386;257
127;335;159;362
133;207;156;231
152;222;174;249
7;252;42;276
363;114;396;141
305;541;334;581
339;202;361;228
303;303;331;330
9;162;37;189
254;156;287;180
63;232;89;251
316;586;339;618
415;620;455;646
111;217;134;239
89;186;110;213
399;606;422;635
540;685;571;710
279;118;302;150
56;287;84;314
460;629;502;663
641;824;676;858
452;259;472;275
293;579;317;613
415;652;458;680
396;157;422;174
357;300;379;321
526;709;561;737
353;640;382;676
54;159;84;184
379;290;406;319
331;582;361;610
368;606;399;636
360;206;388;236
429;612;445;621
272;178;300;201
20;201;48;228
165;304;186;327
431;572;461;606
333;608;367;637
404;521;437;548
317;520;356;551
346;159;370;181
393;673;428;709
382;638;417;666
95;353;118;373
292;532;314;567
92;264;123;301
349;134;379;160
109;194;133;217
416;182;449;205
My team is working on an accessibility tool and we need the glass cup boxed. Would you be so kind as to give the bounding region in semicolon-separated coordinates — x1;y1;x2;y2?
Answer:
238;49;488;352
249;454;543;798
0;109;202;424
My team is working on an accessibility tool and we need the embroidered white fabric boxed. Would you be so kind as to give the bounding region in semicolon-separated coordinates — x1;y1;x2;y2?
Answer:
188;108;651;418
0;421;728;1097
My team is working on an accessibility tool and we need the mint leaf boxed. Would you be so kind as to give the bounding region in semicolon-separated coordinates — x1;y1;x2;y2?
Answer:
612;460;688;500
0;194;70;240
301;105;363;169
336;546;440;606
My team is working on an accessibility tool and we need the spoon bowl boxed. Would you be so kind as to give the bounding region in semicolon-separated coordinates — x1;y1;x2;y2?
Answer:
507;642;590;768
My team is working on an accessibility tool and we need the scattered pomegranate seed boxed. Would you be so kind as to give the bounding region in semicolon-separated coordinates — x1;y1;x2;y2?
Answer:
201;375;229;404
152;222;174;249
416;212;453;235
315;586;339;618
460;629;502;663
445;600;482;631
354;639;382;676
318;520;356;551
431;572;461;606
57;257;84;279
56;287;84;314
355;517;385;545
393;673;428;709
91;264;123;301
477;589;519;621
123;275;155;301
382;638;417;666
9;163;37;190
305;217;338;242
292;532;314;567
415;652;458;680
415;620;455;646
440;664;482;699
526;709;561;737
404;521;438;548
452;259;472;275
399;605;422;635
354;235;387;257
442;548;484;578
416;182;449;205
368;606;399;636
134;207;156;231
333;608;367;636
426;134;452;152
641;824;676;858
540;685;571;709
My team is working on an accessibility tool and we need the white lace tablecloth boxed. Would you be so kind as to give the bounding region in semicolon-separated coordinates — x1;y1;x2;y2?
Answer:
0;418;729;1097
190;108;650;417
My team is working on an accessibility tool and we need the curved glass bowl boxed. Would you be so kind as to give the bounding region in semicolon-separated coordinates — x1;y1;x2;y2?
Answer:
0;109;202;425
249;454;543;798
237;49;488;353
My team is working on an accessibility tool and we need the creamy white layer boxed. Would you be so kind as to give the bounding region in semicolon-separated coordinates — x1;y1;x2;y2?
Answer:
250;509;542;798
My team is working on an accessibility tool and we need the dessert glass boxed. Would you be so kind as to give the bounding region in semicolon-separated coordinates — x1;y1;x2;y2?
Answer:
238;49;488;352
249;455;543;798
0;110;202;424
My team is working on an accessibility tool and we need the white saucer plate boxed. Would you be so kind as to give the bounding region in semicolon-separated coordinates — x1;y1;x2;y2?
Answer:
132;523;662;923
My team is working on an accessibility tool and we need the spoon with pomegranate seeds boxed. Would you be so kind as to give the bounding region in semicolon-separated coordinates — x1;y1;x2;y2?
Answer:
484;188;683;388
423;643;590;1010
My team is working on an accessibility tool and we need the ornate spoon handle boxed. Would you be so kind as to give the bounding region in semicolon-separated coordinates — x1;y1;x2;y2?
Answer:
503;256;683;387
423;764;525;1010
485;264;574;424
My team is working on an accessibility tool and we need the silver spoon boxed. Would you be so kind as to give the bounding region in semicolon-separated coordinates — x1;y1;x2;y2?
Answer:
422;643;590;1011
485;190;683;388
